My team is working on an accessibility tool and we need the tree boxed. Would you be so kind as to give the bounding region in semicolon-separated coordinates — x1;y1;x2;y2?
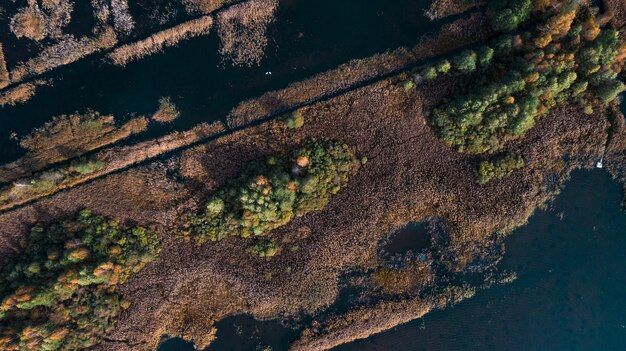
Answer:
422;66;438;80
477;46;495;67
453;50;477;73
594;79;625;104
488;0;532;32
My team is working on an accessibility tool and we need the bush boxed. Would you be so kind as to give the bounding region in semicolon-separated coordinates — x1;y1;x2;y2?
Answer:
285;110;305;129
422;66;438;81
488;0;532;32
475;153;525;184
436;60;452;74
248;239;278;258
492;35;513;56
185;139;361;243
477;46;494;67
453;50;477;73
594;79;625;104
402;80;416;91
0;210;160;351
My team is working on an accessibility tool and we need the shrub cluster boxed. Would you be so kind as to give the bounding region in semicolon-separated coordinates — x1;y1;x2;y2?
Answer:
0;158;106;207
429;2;626;154
247;239;278;258
419;44;495;82
284;110;305;129
0;210;160;351
474;153;525;184
488;0;533;33
184;139;361;244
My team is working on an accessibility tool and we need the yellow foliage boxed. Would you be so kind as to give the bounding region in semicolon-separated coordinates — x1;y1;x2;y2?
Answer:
534;33;553;48
47;328;69;341
533;0;553;12
68;247;90;262
583;18;600;41
546;11;576;38
526;72;540;83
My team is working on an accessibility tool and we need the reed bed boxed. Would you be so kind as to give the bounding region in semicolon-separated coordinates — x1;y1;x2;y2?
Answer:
182;0;235;14
0;121;225;212
0;43;9;89
425;0;485;20
111;0;135;35
217;0;278;66
107;15;214;66
0;80;49;108
10;27;118;83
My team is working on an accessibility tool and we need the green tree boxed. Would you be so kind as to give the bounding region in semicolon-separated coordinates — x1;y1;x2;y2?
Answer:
453;50;478;73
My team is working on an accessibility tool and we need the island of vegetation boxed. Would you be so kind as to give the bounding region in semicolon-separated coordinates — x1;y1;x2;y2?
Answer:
0;0;625;350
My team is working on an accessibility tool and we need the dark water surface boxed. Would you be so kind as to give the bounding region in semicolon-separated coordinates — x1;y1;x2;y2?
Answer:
0;0;436;164
159;170;626;351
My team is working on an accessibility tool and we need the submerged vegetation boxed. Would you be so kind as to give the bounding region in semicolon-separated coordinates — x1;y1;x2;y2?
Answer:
184;139;361;246
152;97;181;123
428;0;626;155
0;210;160;351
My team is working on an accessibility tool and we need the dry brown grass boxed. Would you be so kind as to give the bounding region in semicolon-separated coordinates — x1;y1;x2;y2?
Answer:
604;0;626;29
40;0;74;39
107;16;214;66
10;27;118;83
0;43;9;89
92;0;111;24
412;12;489;60
0;7;618;350
0;66;613;351
373;265;435;296
217;0;278;66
